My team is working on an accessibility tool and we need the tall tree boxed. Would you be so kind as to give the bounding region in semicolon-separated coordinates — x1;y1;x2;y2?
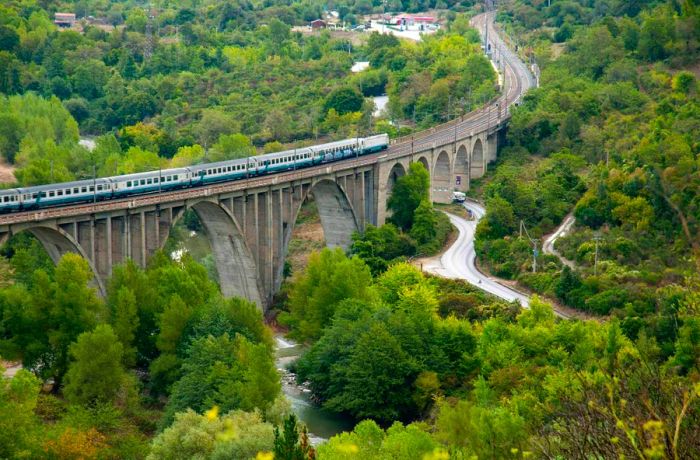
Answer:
63;324;134;407
387;162;430;231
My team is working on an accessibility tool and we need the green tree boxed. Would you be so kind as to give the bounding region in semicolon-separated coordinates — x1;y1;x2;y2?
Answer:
148;409;275;460
17;253;104;388
63;324;134;407
323;86;365;115
0;368;40;459
209;133;256;162
285;248;374;342
110;286;139;367
387;162;430;231
0;25;19;52
326;321;417;422
410;199;437;245
273;414;314;460
162;334;279;427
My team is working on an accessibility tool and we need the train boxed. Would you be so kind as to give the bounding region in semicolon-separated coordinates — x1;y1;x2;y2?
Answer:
0;134;389;213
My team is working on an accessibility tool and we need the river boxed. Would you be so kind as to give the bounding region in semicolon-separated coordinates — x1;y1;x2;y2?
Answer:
274;335;355;444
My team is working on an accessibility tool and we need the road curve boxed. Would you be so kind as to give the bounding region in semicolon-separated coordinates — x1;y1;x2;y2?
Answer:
440;202;530;307
542;214;576;268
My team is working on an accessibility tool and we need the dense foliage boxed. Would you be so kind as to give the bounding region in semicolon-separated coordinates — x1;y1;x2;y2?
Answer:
351;162;452;275
0;1;495;187
0;243;281;458
474;0;700;358
283;251;700;458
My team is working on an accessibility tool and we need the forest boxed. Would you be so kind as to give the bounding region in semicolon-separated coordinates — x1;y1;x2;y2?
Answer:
0;0;699;459
0;0;495;187
474;0;700;357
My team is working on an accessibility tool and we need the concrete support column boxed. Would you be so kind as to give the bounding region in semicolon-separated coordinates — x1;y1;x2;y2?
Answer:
106;216;112;277
124;213;130;262
90;217;96;265
140;211;146;267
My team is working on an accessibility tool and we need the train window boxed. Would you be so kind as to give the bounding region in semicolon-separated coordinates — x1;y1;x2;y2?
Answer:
2;197;6;203
127;181;131;187
57;190;63;196
81;187;87;193
48;191;54;197
32;193;37;199
65;189;71;195
97;185;102;191
74;187;79;193
89;186;94;192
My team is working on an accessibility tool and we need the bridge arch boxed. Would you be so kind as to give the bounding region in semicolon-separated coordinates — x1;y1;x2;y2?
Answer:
386;162;406;194
416;156;430;173
292;179;359;251
172;199;264;306
453;144;469;192
471;138;484;178
433;150;451;203
28;225;106;296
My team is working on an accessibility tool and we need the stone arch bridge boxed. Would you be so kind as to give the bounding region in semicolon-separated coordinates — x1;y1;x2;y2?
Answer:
0;12;533;308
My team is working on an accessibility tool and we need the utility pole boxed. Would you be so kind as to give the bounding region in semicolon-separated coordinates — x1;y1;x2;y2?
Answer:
92;164;97;205
593;232;602;275
520;220;539;273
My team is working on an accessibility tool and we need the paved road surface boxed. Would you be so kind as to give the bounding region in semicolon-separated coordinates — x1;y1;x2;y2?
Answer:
542;214;576;268
438;202;530;307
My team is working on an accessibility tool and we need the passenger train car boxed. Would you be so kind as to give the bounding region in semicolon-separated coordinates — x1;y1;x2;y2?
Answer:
0;134;389;213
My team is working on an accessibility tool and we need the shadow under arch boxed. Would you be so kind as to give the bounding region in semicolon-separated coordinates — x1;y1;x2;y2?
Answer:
417;156;430;173
28;225;106;296
471;138;484;177
454;144;469;192
291;179;359;251
170;199;264;307
278;179;359;293
433;150;451;203
386;162;407;195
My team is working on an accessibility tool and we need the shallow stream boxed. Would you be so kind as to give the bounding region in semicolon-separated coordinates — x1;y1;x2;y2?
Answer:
274;335;355;444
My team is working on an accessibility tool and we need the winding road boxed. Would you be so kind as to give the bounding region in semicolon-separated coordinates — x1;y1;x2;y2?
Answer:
542;214;576;268
423;201;530;307
417;11;537;309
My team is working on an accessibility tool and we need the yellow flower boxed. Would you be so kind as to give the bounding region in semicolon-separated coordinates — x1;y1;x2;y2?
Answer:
205;406;219;421
423;448;450;460
256;452;274;460
336;443;359;454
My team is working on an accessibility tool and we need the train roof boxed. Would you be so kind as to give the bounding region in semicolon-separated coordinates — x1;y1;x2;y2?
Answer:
187;156;249;171
109;168;190;182
18;177;112;193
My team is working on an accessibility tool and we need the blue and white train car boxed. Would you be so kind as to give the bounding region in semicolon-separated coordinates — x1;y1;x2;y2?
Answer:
110;168;191;197
0;134;390;214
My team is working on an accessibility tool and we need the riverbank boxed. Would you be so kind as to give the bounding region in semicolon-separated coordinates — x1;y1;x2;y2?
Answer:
274;334;354;445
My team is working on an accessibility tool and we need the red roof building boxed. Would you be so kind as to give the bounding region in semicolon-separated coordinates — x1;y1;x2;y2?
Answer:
309;19;326;29
393;15;435;26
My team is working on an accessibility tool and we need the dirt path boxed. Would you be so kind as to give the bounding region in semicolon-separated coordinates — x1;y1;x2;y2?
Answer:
0;161;17;184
